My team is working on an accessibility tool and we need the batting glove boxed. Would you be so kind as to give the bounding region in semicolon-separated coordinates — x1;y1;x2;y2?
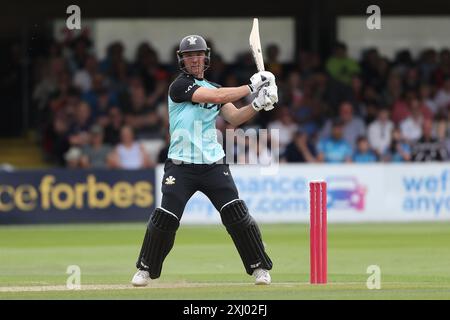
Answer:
252;84;278;111
248;71;276;93
263;85;279;111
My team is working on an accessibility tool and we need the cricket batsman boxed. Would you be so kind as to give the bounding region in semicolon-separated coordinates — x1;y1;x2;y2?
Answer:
131;35;278;286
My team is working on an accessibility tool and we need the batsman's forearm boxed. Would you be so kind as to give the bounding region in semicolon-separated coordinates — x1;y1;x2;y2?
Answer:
229;104;258;127
215;86;251;103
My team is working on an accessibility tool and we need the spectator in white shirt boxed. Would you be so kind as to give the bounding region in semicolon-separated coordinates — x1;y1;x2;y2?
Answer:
110;126;153;169
64;147;82;168
73;55;98;93
368;107;394;157
400;98;423;143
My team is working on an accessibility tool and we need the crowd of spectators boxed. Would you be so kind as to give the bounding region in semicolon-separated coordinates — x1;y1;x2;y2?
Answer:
31;33;450;168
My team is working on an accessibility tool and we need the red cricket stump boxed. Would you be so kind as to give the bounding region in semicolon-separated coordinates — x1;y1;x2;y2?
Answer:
309;181;327;284
309;183;317;284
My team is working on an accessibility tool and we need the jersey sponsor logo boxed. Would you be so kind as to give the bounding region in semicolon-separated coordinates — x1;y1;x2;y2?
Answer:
165;176;176;185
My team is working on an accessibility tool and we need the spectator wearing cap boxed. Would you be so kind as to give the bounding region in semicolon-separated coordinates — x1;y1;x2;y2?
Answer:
352;136;378;163
320;101;366;149
80;125;113;168
317;119;352;163
110;126;153;169
282;129;317;163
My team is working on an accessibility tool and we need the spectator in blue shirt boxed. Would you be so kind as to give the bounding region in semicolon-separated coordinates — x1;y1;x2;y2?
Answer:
383;127;412;162
317;119;352;163
353;136;378;163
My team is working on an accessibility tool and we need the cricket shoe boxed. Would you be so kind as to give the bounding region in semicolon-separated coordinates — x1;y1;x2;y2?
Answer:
253;268;271;285
131;269;150;287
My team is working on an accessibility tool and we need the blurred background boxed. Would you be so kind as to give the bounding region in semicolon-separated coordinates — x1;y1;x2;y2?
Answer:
1;0;450;224
2;2;450;300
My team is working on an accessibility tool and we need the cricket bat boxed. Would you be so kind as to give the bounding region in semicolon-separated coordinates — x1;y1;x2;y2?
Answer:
249;18;265;72
249;18;275;110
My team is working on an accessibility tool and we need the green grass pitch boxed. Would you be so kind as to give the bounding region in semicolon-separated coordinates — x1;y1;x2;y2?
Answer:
0;222;450;299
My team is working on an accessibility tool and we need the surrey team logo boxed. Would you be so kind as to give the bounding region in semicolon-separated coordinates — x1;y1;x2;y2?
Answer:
187;36;197;45
165;176;176;185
